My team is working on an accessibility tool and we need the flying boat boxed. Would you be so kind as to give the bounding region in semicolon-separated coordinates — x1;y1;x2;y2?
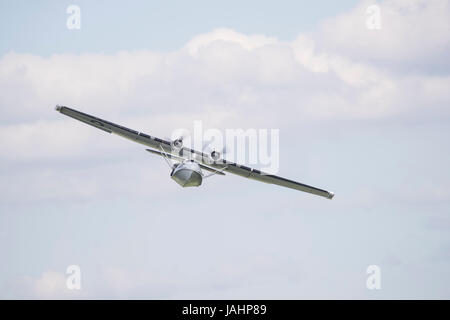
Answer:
55;105;334;199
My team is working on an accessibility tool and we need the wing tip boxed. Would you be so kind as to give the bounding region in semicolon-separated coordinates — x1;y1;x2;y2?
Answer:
327;192;335;199
55;104;63;112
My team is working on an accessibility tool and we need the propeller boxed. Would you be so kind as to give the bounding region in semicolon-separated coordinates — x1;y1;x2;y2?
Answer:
200;142;227;165
165;129;190;152
171;136;184;150
210;146;226;161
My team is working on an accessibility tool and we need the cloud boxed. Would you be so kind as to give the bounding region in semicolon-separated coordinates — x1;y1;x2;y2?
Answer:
314;0;450;73
11;271;82;299
0;2;447;124
0;0;448;205
184;28;279;56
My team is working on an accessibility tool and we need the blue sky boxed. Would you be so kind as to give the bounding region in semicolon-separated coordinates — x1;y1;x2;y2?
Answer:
0;0;449;299
1;0;358;55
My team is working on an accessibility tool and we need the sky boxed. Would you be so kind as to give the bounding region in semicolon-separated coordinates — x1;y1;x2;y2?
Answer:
0;0;449;299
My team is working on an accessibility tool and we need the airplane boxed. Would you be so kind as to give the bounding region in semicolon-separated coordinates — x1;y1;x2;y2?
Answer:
55;105;334;199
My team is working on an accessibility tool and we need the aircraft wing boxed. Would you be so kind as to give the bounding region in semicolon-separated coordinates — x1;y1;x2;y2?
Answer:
230;166;334;198
55;105;172;150
55;105;334;199
198;160;334;199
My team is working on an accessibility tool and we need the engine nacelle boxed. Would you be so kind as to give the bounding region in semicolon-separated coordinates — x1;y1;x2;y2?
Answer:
171;138;183;150
210;150;221;161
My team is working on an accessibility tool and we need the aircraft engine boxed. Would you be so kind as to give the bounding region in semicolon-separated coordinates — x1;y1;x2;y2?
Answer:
172;138;183;150
210;150;221;161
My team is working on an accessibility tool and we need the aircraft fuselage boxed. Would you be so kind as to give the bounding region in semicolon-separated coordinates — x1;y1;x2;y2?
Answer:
171;161;203;187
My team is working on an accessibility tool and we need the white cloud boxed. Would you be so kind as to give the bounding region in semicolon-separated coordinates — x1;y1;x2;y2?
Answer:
13;271;82;299
0;0;448;205
0;2;447;131
184;28;279;56
314;0;450;71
